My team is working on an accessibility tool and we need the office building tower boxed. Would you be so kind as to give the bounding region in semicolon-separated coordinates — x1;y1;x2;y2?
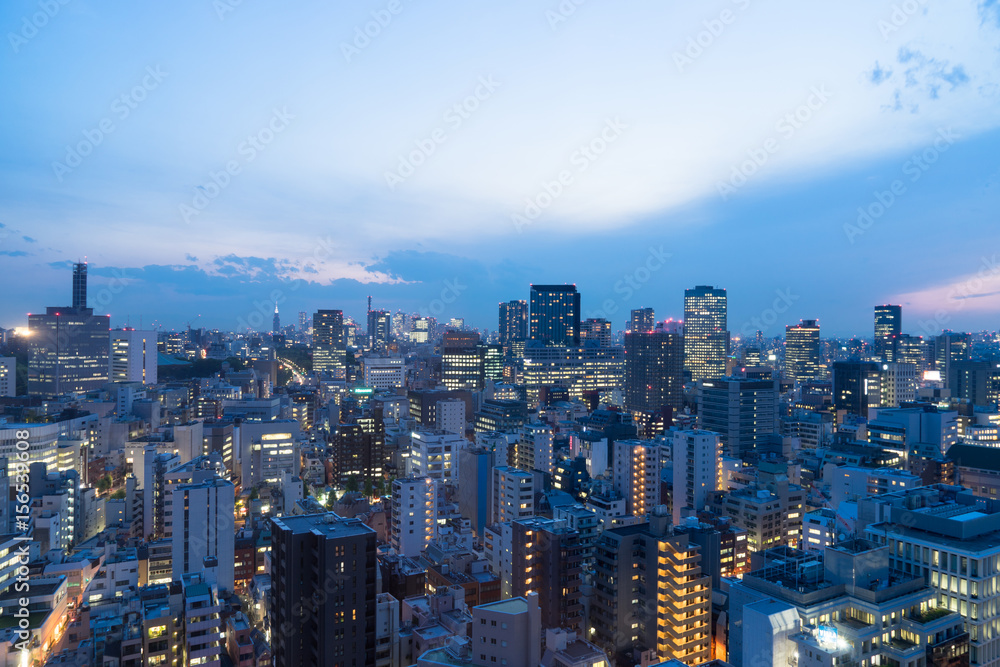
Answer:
171;476;236;592
859;484;1000;667
630;307;655;333
514;422;554;474
441;330;484;390
867;405;958;457
580;318;612;346
784;319;821;382
697;377;780;457
330;409;385;488
591;508;712;666
0;357;15;397
270;513;377;667
874;304;902;360
361;356;405;389
298;310;308;333
521;342;624;407
670;429;722;524
935;331;972;380
893;333;926;368
530;284;581;346
880;361;918;407
272;302;280;334
435;398;465;435
498;300;528;347
110;329;157;385
367;309;391;349
410;316;433;343
728;540;968;667
458;447;494;536
612;439;661;517
479;342;503;382
831;361;883;419
624;319;684;414
949;361;1000;408
683;285;728;382
28;262;110;395
312;309;346;375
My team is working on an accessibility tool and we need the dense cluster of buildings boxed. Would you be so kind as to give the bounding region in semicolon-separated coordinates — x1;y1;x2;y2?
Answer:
1;266;999;666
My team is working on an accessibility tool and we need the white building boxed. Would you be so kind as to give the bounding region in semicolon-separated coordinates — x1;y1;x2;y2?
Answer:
435;398;465;436
110;329;158;385
391;477;436;558
669;428;722;524
363;356;405;390
880;362;917;407
409;429;464;483
802;508;837;551
612;439;660;518
515;422;554;474
491;466;535;526
171;477;236;593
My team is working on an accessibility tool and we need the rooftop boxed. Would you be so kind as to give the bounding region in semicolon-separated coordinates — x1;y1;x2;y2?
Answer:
272;512;376;538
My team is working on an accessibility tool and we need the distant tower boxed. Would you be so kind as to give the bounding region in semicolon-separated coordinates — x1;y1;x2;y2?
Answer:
72;262;87;309
272;302;280;334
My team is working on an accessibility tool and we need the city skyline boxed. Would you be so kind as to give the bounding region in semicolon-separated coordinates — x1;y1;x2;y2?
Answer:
2;2;1000;334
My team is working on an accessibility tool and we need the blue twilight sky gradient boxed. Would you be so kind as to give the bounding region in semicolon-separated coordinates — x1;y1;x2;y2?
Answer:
2;0;1000;337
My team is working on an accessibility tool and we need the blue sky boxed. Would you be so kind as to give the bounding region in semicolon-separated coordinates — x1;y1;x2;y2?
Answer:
2;0;999;337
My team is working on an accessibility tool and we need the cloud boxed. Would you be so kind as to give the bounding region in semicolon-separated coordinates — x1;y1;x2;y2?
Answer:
22;236;36;243
185;253;198;261
871;47;971;111
980;0;1000;27
0;250;29;257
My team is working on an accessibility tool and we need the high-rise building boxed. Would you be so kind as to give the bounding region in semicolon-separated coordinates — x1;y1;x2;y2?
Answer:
612;439;661;517
367;309;391;349
298;310;308;333
491;465;535;525
949;361;1000;408
697;377;780;457
893;333;926;368
390;477;436;557
683;285;728;382
624;319;684;414
591;508;712;666
312;309;346;375
441;330;484;390
330;408;386;488
831;361;883;419
272;302;280;334
498;300;528;347
670;429;722;524
28;262;111;396
110;329;157;385
270;513;377;667
874;304;902;360
630;307;655;333
784;319;821;383
521;342;624;407
860;485;1000;667
0;357;15;397
880;361;918;407
580;318;612;346
513;422;554;474
530;284;580;346
171;476;236;592
935;331;972;380
408;429;463;483
486;516;584;632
